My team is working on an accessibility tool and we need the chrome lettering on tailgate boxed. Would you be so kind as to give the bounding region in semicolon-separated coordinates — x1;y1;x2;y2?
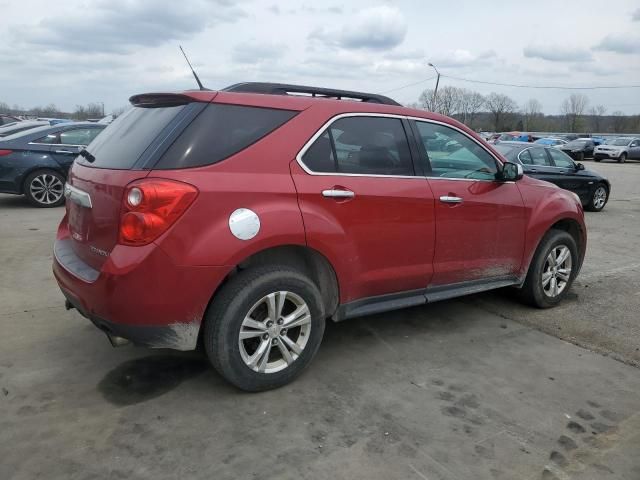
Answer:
89;245;110;257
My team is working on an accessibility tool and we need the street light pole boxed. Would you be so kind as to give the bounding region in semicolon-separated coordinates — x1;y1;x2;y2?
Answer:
100;102;105;117
428;62;440;111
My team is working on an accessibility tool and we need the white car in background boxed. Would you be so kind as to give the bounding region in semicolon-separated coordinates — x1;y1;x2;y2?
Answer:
594;137;640;163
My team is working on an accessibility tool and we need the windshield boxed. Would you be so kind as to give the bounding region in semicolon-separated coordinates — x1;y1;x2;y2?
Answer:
610;138;631;146
566;140;588;148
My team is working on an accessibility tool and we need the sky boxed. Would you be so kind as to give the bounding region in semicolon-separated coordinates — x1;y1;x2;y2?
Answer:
1;0;639;115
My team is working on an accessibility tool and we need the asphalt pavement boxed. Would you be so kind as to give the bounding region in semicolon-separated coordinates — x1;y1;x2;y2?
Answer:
1;160;639;480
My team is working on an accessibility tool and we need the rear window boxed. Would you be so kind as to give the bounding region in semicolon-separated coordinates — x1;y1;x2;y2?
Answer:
154;104;297;169
493;144;518;160
77;105;186;169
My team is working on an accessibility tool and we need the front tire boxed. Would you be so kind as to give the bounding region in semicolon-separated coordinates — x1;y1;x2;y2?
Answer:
586;183;608;212
618;153;627;163
24;169;65;207
518;229;579;308
203;266;325;392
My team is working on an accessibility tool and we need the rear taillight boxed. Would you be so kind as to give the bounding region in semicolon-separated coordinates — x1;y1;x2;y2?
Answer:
119;179;198;246
0;149;13;156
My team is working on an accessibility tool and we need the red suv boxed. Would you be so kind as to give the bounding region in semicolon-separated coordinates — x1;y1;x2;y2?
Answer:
53;83;586;391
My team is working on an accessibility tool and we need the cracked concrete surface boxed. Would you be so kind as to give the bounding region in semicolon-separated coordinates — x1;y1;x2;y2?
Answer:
1;161;639;479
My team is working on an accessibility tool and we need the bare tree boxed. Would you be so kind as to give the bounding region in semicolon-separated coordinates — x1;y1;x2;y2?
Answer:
459;90;485;127
73;103;103;120
486;93;518;131
588;105;606;132
522;99;543;131
419;86;463;116
110;105;129;119
611;111;626;133
561;94;589;132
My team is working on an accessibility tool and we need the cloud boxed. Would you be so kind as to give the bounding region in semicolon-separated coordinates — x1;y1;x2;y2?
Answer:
309;5;407;50
14;0;245;54
232;42;286;64
428;49;497;68
523;45;593;62
593;34;640;54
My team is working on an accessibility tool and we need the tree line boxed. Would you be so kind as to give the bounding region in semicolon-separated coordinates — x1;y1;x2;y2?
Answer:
410;87;639;134
0;101;127;121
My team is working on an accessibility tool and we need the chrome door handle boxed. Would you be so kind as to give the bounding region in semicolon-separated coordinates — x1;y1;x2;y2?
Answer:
322;189;355;199
439;195;463;204
55;150;74;154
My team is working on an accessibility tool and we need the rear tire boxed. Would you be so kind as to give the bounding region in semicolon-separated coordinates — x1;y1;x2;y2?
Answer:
594;158;601;162
24;169;65;207
586;183;608;212
578;151;584;162
518;229;578;308
203;265;325;392
618;153;627;163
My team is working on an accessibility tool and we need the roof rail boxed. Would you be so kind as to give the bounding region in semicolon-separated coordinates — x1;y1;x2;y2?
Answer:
222;82;401;106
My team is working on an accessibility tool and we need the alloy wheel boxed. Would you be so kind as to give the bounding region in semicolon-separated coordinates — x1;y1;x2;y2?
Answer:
593;186;607;210
29;173;64;205
238;291;312;373
541;245;572;297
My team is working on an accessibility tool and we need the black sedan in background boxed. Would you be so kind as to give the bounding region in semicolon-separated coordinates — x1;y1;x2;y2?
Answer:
0;122;105;207
494;141;611;212
559;138;595;161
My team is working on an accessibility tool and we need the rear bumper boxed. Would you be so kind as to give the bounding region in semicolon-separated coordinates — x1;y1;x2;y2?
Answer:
53;234;231;350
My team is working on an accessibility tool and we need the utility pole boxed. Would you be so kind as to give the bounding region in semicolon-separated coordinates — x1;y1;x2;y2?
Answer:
428;62;440;112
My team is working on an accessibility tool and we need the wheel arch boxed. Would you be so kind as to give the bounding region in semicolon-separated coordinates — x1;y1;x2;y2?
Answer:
199;244;340;348
521;217;586;285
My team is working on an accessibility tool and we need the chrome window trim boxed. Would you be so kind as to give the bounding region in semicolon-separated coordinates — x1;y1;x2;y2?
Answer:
28;142;86;147
295;112;504;183
521;146;555;168
295;112;421;179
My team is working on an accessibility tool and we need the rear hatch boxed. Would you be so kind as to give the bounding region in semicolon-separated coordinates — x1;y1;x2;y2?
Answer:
65;94;210;270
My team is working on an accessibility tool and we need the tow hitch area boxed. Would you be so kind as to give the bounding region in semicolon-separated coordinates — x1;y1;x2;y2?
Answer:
106;333;131;348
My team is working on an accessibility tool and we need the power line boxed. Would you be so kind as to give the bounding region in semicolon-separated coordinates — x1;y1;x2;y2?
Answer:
441;74;640;90
380;76;436;94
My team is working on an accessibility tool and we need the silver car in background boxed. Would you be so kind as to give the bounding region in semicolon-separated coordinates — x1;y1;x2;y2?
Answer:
594;137;640;163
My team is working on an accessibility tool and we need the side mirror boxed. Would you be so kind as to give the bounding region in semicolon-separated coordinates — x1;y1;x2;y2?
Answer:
576;162;585;170
500;161;524;181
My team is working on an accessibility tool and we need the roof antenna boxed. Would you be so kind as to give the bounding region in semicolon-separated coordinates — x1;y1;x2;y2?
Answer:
179;45;205;90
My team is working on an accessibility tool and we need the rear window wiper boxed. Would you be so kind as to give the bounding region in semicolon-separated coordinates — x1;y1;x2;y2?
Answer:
79;149;95;163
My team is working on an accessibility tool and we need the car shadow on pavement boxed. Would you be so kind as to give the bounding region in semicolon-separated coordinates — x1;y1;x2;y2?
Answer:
98;353;210;406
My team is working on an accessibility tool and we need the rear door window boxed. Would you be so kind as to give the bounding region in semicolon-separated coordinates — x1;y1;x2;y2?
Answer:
34;133;60;144
301;116;415;176
529;147;551;166
77;105;186;169
60;128;102;146
154;104;297;169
